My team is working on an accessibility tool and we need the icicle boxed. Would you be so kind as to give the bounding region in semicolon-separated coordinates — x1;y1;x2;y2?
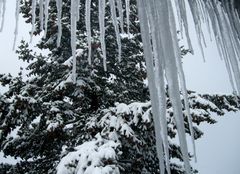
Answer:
30;0;37;43
157;0;191;172
56;0;62;47
99;0;107;71
168;0;197;162
85;0;92;65
39;0;44;31
125;0;130;36
71;0;77;83
145;1;171;173
116;0;124;33
44;0;50;38
109;0;121;62
188;0;206;61
76;0;80;21
144;1;171;174
220;8;240;94
174;0;184;38
136;1;165;173
179;0;193;51
0;0;6;32
144;4;169;174
13;0;20;50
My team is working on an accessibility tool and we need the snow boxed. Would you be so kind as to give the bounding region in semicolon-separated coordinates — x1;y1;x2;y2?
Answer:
56;134;120;174
115;103;130;115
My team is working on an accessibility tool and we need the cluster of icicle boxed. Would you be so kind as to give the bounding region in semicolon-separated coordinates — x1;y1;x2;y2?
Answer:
1;0;240;173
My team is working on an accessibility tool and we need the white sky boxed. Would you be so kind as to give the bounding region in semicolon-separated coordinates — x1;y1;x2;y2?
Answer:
0;1;240;174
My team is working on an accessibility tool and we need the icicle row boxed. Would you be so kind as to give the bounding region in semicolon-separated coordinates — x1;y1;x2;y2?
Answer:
13;0;20;50
85;0;92;65
109;0;122;62
204;0;240;95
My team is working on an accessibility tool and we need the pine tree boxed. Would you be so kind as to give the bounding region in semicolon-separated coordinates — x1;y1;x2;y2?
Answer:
0;0;239;173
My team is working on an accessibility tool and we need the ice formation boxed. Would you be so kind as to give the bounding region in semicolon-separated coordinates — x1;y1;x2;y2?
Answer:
13;0;20;50
71;0;78;83
85;0;92;65
98;0;107;71
56;0;62;47
30;0;37;42
110;0;122;62
44;0;50;38
125;0;130;35
1;0;240;173
0;0;6;32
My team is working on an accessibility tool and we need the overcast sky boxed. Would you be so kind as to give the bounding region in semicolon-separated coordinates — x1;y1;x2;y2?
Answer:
0;1;240;174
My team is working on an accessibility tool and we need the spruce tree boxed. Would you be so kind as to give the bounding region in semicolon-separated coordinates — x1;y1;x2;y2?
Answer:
0;0;239;173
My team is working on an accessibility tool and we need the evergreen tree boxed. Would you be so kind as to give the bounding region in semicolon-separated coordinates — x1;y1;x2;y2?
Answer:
0;0;239;173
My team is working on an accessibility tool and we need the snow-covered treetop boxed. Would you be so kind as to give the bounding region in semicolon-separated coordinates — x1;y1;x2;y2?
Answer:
1;0;240;174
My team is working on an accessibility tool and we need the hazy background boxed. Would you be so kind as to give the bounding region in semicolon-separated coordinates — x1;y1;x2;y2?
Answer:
0;1;240;174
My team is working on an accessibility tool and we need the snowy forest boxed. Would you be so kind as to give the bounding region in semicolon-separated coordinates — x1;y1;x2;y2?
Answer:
0;0;240;174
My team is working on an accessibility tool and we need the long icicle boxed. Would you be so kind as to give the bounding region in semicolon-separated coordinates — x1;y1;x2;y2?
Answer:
168;0;197;162
39;0;44;31
137;1;165;173
109;0;122;62
56;0;63;47
99;0;107;71
125;0;130;36
13;0;20;50
145;1;171;173
116;0;124;33
85;0;92;65
44;0;50;38
155;0;192;173
76;0;80;21
0;0;6;32
30;0;37;43
71;0;77;83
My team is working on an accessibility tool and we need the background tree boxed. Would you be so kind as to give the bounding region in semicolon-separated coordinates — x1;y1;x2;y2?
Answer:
0;0;239;173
